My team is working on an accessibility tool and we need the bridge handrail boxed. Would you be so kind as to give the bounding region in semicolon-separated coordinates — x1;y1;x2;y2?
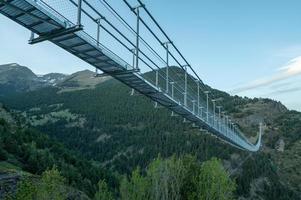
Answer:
38;0;133;70
17;0;262;151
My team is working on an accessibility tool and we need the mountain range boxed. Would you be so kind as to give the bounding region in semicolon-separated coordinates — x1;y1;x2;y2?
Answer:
0;63;300;199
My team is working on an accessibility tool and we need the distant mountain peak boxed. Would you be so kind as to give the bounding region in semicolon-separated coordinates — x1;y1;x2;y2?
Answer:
0;63;38;95
0;63;67;94
0;63;36;79
6;63;19;67
57;69;111;92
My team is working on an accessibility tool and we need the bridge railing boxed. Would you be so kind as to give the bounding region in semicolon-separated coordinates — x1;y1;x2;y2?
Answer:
34;0;259;151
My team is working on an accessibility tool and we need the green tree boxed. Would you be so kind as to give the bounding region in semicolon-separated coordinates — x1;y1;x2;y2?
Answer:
15;178;37;200
120;167;149;200
94;179;114;200
36;167;67;200
198;157;236;200
120;176;131;200
0;141;8;161
147;155;186;200
181;155;200;200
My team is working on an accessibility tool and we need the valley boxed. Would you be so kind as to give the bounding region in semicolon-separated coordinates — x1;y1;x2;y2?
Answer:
0;64;300;199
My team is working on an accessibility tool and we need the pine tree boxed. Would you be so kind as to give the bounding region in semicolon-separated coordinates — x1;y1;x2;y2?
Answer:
36;167;67;200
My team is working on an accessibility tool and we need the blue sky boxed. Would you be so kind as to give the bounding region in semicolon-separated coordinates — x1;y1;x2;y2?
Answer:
1;0;301;111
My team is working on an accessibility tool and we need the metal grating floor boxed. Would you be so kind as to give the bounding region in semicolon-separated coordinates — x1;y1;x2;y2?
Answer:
0;0;261;151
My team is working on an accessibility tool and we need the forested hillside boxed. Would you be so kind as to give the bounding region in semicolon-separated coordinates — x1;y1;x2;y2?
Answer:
0;64;300;199
0;104;237;200
0;104;117;199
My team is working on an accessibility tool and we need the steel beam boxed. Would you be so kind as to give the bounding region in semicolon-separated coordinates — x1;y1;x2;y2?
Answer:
29;26;83;45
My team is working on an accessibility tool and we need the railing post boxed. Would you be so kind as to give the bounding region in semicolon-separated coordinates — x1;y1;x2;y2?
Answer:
133;5;143;70
77;0;83;26
212;99;216;127
200;106;204;119
224;115;227;136
154;70;159;108
95;18;103;75
197;80;200;116
204;91;210;122
184;65;188;107
223;119;226;134
171;82;175;116
163;42;171;93
156;70;159;87
227;117;230;137
131;49;136;68
96;18;105;46
171;82;175;99
225;115;229;137
217;106;222;131
192;100;196;114
130;49;136;96
221;111;225;133
229;119;232;136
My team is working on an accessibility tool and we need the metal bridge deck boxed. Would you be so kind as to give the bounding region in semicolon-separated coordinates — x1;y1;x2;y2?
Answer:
0;0;261;151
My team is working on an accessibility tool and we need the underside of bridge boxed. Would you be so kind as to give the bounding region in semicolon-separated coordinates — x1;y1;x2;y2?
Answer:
0;0;262;151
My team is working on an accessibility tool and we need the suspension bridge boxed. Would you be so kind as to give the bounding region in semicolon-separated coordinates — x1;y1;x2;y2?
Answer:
0;0;262;151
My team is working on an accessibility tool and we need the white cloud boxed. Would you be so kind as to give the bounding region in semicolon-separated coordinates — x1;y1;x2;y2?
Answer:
265;86;301;96
274;45;301;58
230;56;301;94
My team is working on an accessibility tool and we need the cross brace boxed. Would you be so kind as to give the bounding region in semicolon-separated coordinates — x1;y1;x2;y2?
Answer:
29;25;83;45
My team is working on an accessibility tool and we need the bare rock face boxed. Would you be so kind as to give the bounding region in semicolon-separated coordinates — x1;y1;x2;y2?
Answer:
57;70;111;93
0;173;21;199
239;99;287;126
276;138;285;152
